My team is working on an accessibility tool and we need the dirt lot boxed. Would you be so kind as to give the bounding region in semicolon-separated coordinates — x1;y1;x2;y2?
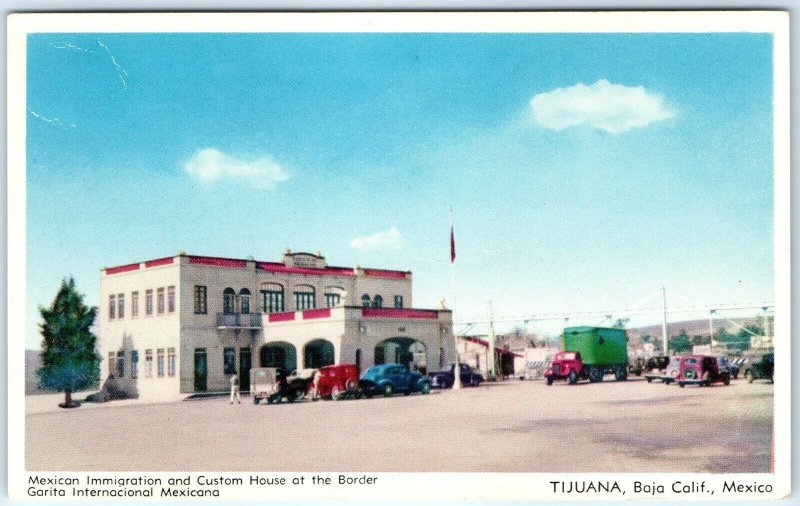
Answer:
25;377;773;472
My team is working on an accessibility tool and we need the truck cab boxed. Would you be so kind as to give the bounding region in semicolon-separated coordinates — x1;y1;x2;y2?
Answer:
544;351;584;385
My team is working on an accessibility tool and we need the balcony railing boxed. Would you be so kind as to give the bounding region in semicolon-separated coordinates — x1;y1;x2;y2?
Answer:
217;312;262;329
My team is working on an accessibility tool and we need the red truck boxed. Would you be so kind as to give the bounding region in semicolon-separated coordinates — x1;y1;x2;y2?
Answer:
545;327;629;385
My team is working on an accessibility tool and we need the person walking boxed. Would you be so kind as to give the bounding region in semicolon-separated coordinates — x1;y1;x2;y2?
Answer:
230;373;241;404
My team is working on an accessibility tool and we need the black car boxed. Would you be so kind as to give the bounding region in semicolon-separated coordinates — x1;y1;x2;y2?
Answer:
742;353;774;383
427;363;484;388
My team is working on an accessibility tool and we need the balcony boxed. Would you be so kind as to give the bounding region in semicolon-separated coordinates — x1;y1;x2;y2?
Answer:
217;312;262;329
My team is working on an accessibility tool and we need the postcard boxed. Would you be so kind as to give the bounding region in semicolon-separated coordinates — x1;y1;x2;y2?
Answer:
7;11;790;501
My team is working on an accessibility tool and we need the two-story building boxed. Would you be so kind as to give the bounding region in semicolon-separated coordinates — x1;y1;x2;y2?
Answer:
98;250;455;400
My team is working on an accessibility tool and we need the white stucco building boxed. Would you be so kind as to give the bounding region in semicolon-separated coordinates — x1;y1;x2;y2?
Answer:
98;250;455;399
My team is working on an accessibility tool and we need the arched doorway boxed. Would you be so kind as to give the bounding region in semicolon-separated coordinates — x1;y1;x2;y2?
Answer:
259;342;297;372
303;339;335;369
374;337;427;373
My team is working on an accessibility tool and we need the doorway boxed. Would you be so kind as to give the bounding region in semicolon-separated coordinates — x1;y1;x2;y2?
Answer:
194;348;207;392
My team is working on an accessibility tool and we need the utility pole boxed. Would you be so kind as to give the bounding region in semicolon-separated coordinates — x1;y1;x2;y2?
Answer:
661;286;670;355
487;300;496;380
709;309;716;353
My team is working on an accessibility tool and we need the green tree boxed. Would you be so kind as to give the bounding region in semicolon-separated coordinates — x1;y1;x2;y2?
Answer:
37;277;100;408
670;330;692;354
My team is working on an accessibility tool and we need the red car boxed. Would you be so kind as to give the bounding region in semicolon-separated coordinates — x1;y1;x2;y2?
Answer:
677;355;731;387
315;364;360;400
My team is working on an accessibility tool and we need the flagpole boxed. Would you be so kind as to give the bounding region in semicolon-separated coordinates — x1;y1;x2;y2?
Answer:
450;206;462;390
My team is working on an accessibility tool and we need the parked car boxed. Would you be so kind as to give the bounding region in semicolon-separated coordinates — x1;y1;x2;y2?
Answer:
644;356;680;384
628;357;647;376
359;364;431;397
250;367;279;404
315;364;360;400
677;355;730;387
742;352;774;383
715;355;739;380
428;363;484;388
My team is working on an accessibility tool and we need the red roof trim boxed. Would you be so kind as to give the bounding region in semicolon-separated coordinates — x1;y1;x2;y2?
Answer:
302;308;331;320
361;308;438;319
257;262;354;277
189;256;247;268
106;254;410;279
105;263;140;275
268;312;296;323
144;257;174;268
363;268;407;279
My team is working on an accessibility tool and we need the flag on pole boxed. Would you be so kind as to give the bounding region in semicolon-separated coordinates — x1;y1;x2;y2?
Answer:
450;224;456;263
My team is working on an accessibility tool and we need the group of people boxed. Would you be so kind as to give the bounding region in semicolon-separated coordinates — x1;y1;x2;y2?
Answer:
229;368;322;404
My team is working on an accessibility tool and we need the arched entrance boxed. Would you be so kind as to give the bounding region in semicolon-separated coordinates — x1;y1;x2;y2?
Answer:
303;339;335;369
259;342;297;372
374;337;427;373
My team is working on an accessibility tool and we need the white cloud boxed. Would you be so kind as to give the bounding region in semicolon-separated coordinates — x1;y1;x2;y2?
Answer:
183;148;291;189
350;227;404;252
530;79;674;134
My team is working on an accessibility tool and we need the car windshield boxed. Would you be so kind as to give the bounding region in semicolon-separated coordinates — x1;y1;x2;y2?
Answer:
558;352;577;360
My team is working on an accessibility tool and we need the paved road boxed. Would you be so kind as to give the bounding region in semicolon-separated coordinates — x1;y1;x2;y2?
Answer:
25;378;773;472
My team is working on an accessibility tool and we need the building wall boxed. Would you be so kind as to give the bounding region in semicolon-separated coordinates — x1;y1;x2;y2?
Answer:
99;252;434;397
98;259;182;401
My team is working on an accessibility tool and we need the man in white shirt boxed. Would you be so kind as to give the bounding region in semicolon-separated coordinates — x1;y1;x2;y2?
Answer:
230;374;240;404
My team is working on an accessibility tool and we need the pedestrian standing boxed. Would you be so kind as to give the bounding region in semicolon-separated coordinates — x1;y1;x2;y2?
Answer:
230;373;240;404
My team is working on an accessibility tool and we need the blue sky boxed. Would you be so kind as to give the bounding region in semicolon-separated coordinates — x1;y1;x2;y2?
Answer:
25;32;774;348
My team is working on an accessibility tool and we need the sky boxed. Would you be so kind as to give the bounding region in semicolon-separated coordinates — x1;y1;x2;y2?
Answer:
24;32;775;348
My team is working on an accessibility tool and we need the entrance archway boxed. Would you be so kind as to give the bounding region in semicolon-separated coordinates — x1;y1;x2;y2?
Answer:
303;339;335;369
374;337;427;373
259;342;297;372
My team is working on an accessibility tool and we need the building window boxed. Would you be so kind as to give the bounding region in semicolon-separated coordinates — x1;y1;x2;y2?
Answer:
131;350;139;379
145;349;153;378
157;287;166;314
108;352;117;378
239;288;251;314
324;286;344;308
194;285;207;314
224;347;236;374
108;295;116;320
117;293;125;319
223;288;236;314
294;285;316;310
261;283;285;313
145;289;154;316
394;295;404;309
325;293;341;308
167;286;176;313
167;348;176;376
157;349;165;377
117;351;125;378
372;295;383;308
131;291;139;318
361;294;370;307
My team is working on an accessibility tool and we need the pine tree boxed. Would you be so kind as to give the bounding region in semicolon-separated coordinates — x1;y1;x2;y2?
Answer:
37;277;100;408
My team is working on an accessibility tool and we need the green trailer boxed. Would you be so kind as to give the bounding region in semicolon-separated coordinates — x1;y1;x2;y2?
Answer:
562;326;629;382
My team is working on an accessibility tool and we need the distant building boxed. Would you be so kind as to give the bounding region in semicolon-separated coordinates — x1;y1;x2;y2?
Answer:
98;250;455;400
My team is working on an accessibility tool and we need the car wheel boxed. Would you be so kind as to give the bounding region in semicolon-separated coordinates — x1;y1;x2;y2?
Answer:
331;385;341;401
382;383;394;397
546;376;553;386
678;382;685;388
588;367;602;383
253;397;260;405
746;371;754;384
568;370;579;385
723;376;730;386
646;377;652;383
420;382;431;395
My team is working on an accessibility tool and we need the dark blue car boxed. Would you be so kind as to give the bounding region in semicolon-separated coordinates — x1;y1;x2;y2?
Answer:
359;364;431;397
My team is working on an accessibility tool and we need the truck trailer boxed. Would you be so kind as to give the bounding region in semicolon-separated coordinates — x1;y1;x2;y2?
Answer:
545;326;629;385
